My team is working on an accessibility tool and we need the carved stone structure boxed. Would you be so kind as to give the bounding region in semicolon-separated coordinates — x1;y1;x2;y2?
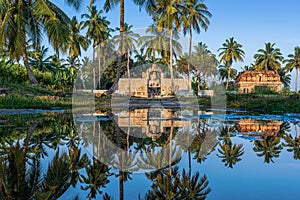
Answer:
235;118;282;138
235;70;282;93
117;64;191;97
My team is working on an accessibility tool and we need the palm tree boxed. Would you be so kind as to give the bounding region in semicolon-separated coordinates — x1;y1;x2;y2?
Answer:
217;137;244;168
153;0;183;93
81;5;111;89
282;123;300;159
254;42;283;71
277;67;291;88
113;24;139;94
80;158;111;199
68;16;89;89
284;47;300;92
0;0;82;85
218;37;245;90
182;0;212;90
138;24;182;64
218;65;238;83
104;0;154;93
191;42;218;91
253;136;283;163
29;46;55;73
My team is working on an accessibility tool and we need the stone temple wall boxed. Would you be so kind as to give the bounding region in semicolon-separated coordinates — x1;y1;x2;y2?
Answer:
235;70;282;93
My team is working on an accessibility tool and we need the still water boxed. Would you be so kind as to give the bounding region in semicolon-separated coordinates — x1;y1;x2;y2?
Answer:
0;108;299;200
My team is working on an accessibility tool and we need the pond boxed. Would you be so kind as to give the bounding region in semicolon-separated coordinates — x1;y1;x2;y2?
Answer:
0;108;299;200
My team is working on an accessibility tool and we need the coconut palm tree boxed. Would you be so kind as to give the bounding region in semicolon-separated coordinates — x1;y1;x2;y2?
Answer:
284;47;300;92
217;137;244;168
152;0;183;93
80;158;111;199
68;16;90;89
0;0;82;85
29;46;55;73
104;0;155;93
253;136;283;163
218;37;245;90
191;42;218;91
138;24;182;65
182;0;212;90
218;65;238;83
113;24;139;94
254;42;283;71
277;67;291;88
282;123;300;159
81;5;111;89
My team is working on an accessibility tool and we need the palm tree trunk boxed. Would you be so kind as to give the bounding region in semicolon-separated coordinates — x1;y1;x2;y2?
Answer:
23;121;38;156
127;52;131;94
119;171;124;200
108;0;124;94
187;27;192;90
22;48;38;85
93;46;96;90
78;57;86;89
226;66;230;90
169;119;174;176
170;29;174;94
98;45;101;89
296;68;298;92
197;74;201;94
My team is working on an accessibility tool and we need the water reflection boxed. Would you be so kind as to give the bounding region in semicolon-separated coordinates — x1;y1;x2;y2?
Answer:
0;111;299;199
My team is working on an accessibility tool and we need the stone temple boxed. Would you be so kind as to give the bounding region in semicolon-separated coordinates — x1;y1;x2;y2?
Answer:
117;64;191;97
235;70;282;93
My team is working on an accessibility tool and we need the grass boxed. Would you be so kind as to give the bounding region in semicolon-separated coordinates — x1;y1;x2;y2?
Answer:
227;93;300;113
0;95;71;109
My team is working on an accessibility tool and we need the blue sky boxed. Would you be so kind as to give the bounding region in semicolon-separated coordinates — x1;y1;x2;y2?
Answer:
53;0;300;90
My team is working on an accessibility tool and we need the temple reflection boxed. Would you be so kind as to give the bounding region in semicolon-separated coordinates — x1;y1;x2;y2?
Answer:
115;108;192;141
235;118;282;139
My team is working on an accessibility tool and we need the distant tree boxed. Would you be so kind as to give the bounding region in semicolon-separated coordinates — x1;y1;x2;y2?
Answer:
29;46;54;73
218;37;245;90
181;0;212;90
254;42;283;71
284;47;300;92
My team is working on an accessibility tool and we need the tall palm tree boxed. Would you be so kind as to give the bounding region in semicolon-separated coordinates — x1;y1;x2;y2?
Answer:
192;42;218;91
182;0;212;90
218;37;245;90
68;16;89;89
284;47;300;92
153;0;183;93
138;24;182;64
104;0;154;93
0;0;82;85
81;5;111;89
254;42;283;71
114;24;139;94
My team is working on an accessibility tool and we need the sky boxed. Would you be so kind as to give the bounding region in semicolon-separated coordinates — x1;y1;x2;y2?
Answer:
53;0;300;90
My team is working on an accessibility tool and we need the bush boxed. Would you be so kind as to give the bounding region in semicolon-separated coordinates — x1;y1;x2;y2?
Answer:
253;86;278;95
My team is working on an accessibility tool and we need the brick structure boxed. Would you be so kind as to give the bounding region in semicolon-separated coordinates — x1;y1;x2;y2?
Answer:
235;70;282;93
117;64;191;97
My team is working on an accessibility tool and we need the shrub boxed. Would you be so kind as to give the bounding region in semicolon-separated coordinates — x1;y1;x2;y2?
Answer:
253;86;278;95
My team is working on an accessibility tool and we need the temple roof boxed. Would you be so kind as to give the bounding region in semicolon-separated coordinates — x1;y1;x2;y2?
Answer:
235;70;281;83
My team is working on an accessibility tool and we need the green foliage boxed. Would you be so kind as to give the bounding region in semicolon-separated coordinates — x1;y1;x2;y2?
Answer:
253;86;278;95
0;95;70;109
